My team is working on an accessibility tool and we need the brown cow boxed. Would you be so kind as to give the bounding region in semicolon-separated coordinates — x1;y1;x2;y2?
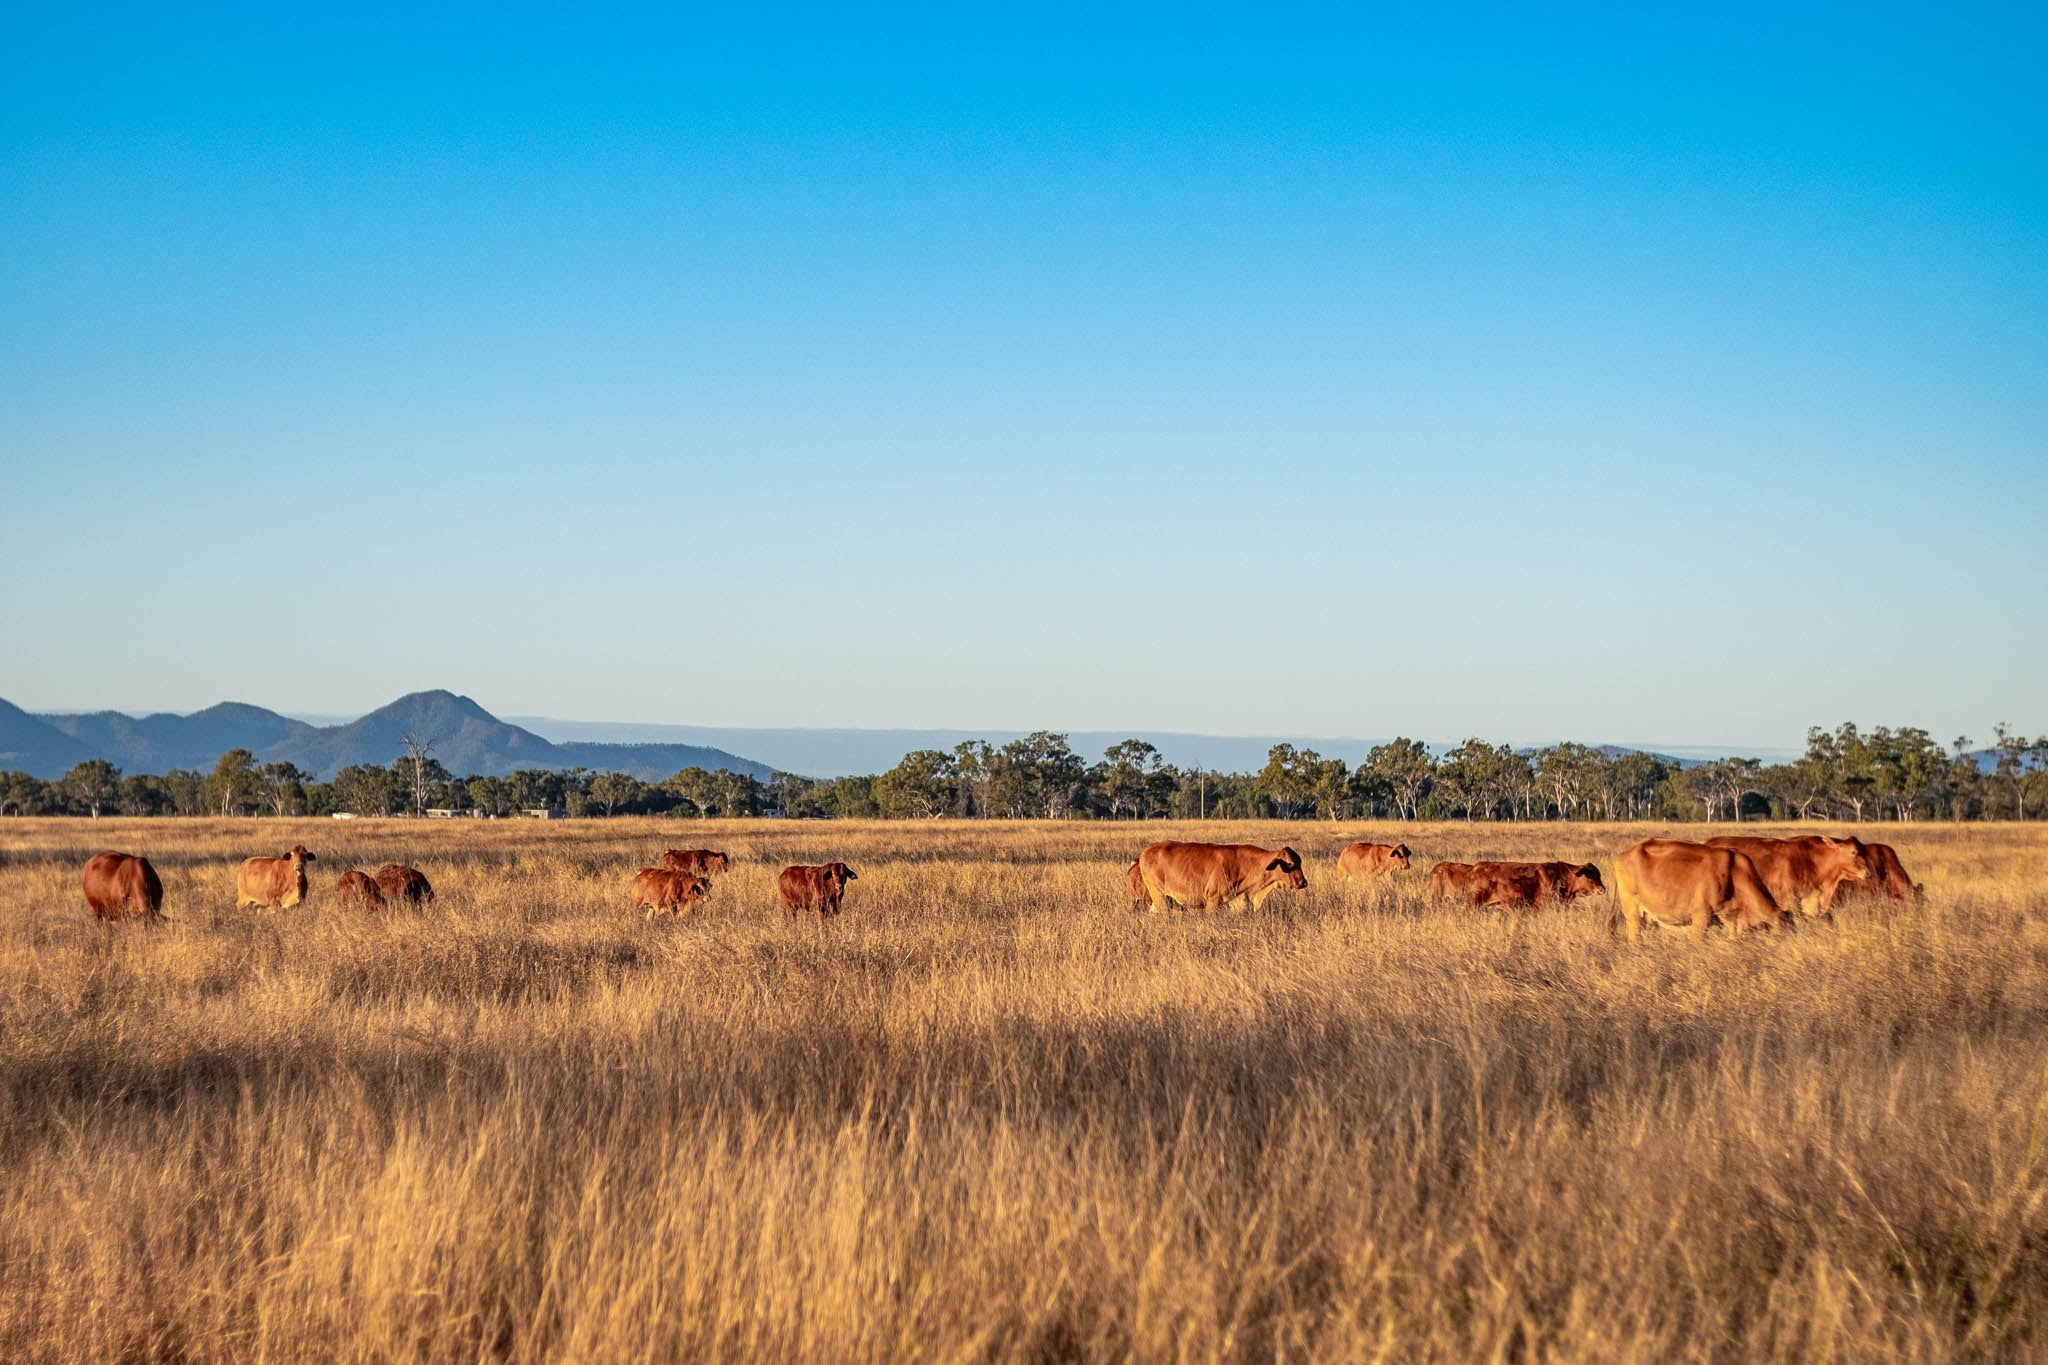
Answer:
1126;859;1150;909
373;864;435;907
632;867;710;917
1428;860;1604;910
336;870;386;911
1702;835;1870;918
1135;842;1306;912
659;849;732;877
237;844;315;908
778;862;858;920
1831;842;1921;906
1337;842;1412;880
81;851;164;922
1614;838;1786;940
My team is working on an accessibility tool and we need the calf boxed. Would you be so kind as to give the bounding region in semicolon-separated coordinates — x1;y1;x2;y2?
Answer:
633;867;710;917
1428;860;1604;910
1337;842;1412;880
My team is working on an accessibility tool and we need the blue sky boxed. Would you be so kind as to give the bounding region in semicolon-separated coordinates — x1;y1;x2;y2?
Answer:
3;4;2043;749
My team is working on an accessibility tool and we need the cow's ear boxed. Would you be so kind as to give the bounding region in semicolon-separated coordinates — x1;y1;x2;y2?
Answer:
1266;856;1287;872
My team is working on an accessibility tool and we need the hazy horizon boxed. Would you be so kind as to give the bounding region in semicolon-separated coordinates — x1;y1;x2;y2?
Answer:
6;7;2043;742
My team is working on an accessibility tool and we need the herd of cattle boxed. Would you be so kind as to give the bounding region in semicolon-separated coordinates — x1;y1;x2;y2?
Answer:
1126;833;1918;937
74;830;1918;938
75;844;861;924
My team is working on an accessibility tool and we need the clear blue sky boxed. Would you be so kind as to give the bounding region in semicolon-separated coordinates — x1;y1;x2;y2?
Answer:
4;4;2043;750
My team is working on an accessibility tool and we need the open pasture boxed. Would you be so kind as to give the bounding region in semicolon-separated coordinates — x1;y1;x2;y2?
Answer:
1;817;2044;1361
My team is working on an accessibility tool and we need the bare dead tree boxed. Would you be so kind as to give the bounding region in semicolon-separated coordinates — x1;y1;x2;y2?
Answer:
400;730;438;816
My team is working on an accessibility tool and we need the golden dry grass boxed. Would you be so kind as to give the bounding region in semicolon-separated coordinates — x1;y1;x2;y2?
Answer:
1;816;2044;1362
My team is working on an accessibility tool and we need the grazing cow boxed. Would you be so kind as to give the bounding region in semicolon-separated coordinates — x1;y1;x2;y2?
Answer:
1702;835;1871;918
81;851;164;922
336;870;386;911
1337;842;1412;880
1614;838;1786;940
1126;859;1150;909
632;867;710;917
1428;860;1604;910
1135;842;1306;913
778;862;858;920
659;849;731;877
1832;842;1921;906
373;864;435;907
237;844;315;909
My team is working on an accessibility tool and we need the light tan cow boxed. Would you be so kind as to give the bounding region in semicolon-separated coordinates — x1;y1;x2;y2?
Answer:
632;867;710;917
1614;838;1785;940
237;844;315;909
1337;842;1411;880
1135;842;1306;912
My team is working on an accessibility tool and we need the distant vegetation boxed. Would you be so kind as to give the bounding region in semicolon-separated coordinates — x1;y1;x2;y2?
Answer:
4;722;2044;822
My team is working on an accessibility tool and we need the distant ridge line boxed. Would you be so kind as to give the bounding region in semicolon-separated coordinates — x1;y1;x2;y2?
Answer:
3;691;772;782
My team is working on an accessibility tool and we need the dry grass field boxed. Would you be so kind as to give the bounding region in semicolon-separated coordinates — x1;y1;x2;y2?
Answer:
1;816;2044;1362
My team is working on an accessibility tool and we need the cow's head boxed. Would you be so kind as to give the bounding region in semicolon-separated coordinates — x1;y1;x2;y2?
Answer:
1388;843;1412;868
681;875;711;902
828;862;857;885
1265;847;1307;889
706;852;731;874
1815;836;1871;884
287;844;315;865
1563;863;1605;899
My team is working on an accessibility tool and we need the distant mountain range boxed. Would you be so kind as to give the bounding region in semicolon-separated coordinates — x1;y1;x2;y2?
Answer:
1;691;774;782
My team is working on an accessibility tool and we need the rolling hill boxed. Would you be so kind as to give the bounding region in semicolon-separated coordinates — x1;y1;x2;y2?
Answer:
10;692;772;782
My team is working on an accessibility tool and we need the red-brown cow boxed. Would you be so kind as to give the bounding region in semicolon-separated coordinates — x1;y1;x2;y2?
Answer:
659;849;731;877
1428;860;1604;910
1135;842;1306;912
1830;842;1921;906
778;862;858;920
1614;838;1786;940
336;870;386;911
237;844;315;909
373;864;434;907
81;851;163;922
1337;842;1412;881
1702;835;1870;918
632;867;710;917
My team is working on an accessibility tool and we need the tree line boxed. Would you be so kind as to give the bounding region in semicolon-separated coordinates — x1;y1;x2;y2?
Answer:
3;723;2044;823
